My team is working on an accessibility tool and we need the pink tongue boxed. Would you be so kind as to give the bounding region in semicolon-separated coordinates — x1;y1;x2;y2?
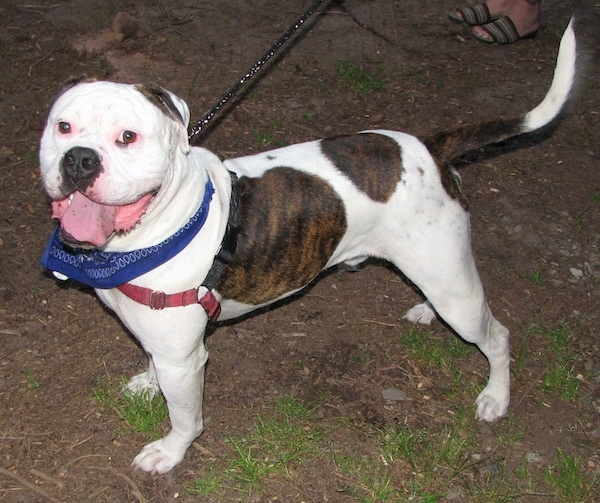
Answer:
60;192;116;247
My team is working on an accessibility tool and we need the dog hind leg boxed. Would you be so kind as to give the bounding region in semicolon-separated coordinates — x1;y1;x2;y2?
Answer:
124;353;160;396
430;294;510;422
403;301;437;325
390;237;510;421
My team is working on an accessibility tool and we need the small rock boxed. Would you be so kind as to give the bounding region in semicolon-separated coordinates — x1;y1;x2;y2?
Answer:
526;452;542;463
569;267;583;278
382;388;408;401
486;463;500;476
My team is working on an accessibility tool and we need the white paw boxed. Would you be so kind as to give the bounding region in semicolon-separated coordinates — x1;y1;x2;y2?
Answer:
475;387;509;422
132;437;186;474
403;302;437;325
124;371;160;397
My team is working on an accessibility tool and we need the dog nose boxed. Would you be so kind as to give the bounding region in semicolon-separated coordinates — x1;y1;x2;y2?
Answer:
61;147;102;185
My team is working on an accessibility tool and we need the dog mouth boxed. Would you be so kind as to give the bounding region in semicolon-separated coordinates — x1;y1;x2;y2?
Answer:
51;191;156;248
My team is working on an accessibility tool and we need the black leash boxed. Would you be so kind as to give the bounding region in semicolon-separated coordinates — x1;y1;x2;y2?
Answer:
188;0;329;140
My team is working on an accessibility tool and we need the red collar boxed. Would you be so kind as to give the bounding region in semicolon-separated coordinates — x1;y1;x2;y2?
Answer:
116;283;221;322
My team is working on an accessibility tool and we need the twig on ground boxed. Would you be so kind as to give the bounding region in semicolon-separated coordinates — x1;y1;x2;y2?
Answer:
29;468;65;489
86;466;148;503
0;466;62;503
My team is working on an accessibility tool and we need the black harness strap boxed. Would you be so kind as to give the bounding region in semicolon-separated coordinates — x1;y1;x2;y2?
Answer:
201;171;240;293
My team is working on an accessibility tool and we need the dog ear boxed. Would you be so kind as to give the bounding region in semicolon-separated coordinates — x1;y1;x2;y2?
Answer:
135;85;190;126
135;84;191;154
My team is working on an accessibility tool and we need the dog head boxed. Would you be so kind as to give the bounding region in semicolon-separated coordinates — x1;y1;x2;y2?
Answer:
40;78;190;248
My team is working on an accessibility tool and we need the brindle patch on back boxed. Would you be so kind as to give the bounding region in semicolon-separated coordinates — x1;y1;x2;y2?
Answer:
217;168;347;305
320;133;403;202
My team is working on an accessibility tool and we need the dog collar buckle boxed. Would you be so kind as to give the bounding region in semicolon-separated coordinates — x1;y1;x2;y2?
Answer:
149;290;167;310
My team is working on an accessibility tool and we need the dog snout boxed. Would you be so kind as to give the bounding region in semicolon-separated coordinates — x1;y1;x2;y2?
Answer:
60;147;103;189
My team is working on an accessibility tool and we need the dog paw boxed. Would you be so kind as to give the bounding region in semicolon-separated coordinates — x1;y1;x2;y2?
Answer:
132;438;186;474
124;371;160;397
403;302;436;325
475;388;509;422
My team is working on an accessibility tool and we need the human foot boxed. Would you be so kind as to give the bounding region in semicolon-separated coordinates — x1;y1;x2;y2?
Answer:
473;16;538;44
448;3;493;25
471;0;540;43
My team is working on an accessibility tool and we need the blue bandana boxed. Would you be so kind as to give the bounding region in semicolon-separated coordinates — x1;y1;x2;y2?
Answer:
40;179;214;289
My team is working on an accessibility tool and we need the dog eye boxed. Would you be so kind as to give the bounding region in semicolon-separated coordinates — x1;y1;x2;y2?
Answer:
58;122;71;134
118;130;137;145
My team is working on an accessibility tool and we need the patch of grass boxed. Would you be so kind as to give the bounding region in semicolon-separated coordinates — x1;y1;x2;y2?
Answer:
336;59;386;93
21;370;41;391
227;410;322;484
116;388;169;437
273;393;313;420
188;323;587;501
188;395;323;496
377;422;474;494
186;467;224;495
351;344;369;363
92;379;168;438
490;415;527;445
536;325;581;401
521;268;544;285
379;423;423;469
186;387;595;501
519;323;582;401
545;449;598;502
572;216;585;230
249;119;286;148
400;326;473;373
541;362;580;400
334;454;399;502
467;459;528;503
249;124;277;147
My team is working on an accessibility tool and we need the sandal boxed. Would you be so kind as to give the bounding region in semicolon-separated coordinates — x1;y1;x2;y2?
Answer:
472;16;538;44
448;3;492;26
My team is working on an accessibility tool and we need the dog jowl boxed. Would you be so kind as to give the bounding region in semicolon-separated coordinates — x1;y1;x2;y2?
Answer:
39;22;576;473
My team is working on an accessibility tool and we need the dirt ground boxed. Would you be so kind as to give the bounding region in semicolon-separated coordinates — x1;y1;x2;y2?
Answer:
0;0;599;501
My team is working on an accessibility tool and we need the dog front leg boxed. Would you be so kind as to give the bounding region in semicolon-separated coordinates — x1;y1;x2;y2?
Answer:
132;340;208;474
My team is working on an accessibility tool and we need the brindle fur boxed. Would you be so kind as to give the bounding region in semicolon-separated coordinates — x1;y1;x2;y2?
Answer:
217;167;347;304
423;118;526;210
320;133;404;203
424;118;524;166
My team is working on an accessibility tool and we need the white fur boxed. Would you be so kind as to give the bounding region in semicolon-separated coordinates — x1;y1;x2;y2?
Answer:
524;19;576;131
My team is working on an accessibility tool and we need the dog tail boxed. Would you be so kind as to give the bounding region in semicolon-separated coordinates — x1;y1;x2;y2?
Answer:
423;18;576;165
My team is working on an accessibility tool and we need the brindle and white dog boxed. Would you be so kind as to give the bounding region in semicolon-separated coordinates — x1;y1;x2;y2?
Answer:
39;22;575;473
